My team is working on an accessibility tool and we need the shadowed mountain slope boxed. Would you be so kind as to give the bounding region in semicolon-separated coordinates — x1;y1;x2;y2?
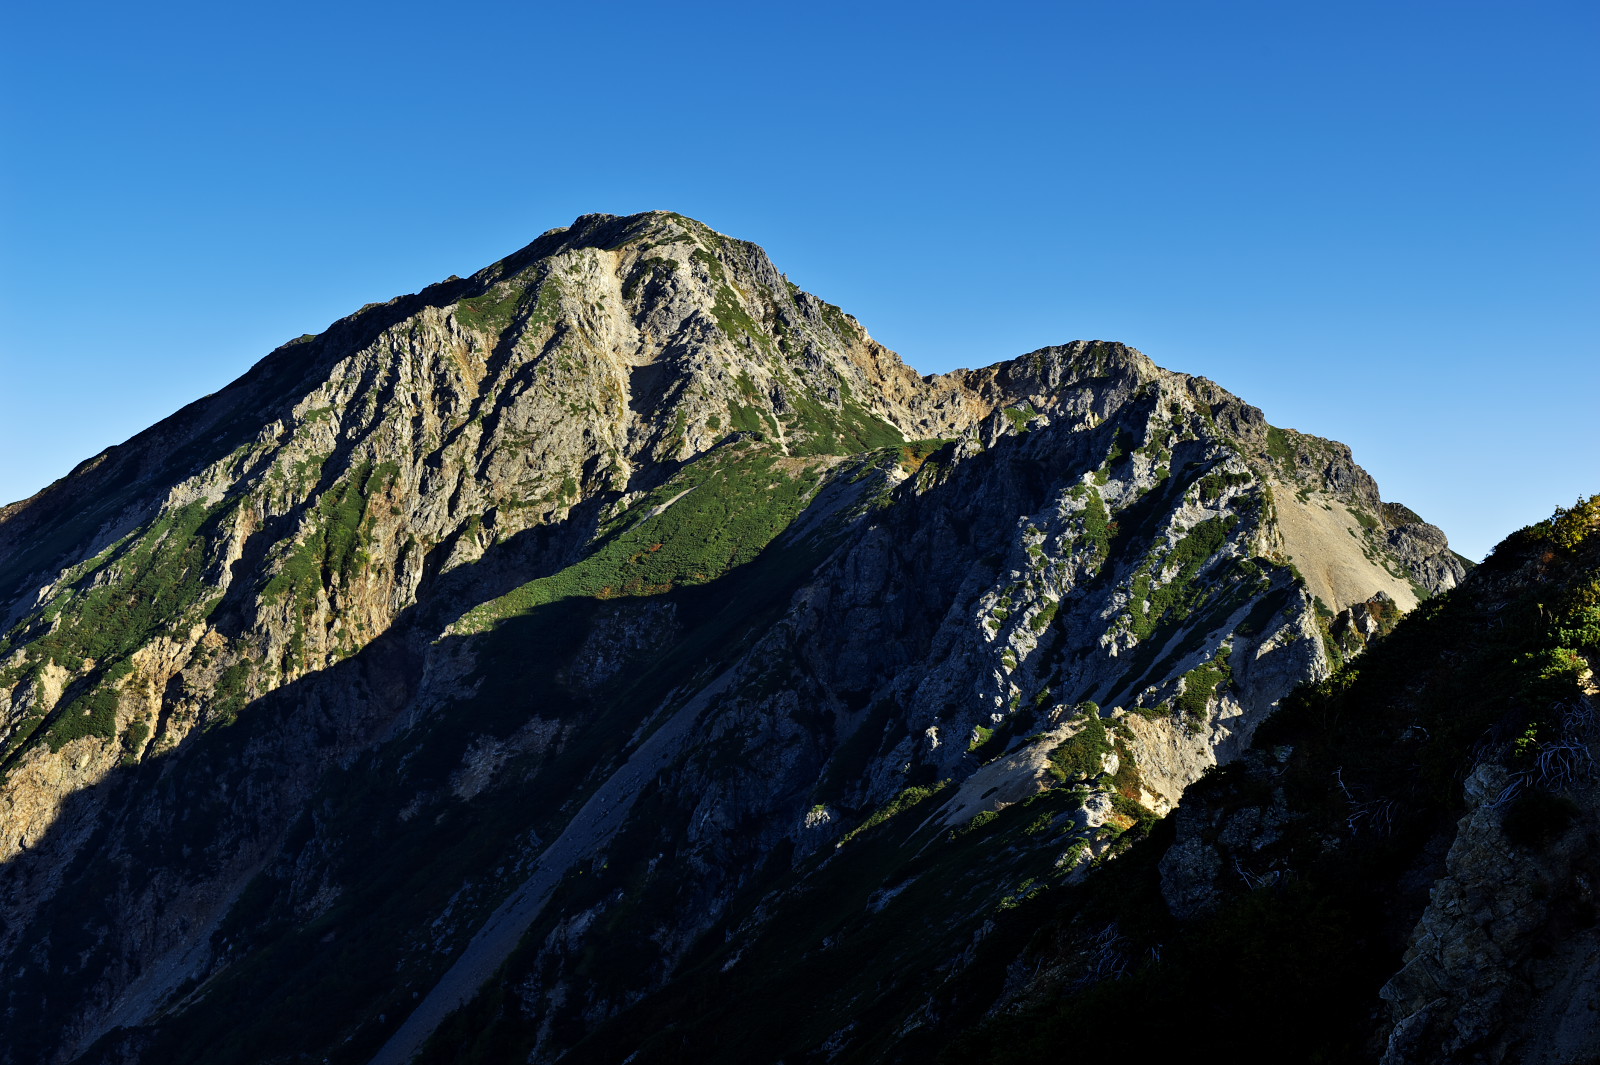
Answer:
0;212;1465;1064
928;496;1600;1065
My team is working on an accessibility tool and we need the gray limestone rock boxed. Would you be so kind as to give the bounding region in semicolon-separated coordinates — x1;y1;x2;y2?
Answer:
0;211;1469;1065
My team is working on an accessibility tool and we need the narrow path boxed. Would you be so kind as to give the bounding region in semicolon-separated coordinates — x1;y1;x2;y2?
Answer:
367;672;731;1065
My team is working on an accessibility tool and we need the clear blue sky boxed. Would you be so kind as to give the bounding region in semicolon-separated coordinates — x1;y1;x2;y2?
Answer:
2;0;1594;560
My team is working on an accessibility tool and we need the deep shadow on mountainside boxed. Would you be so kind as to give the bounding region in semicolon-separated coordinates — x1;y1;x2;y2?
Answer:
0;212;1497;1064
930;495;1600;1065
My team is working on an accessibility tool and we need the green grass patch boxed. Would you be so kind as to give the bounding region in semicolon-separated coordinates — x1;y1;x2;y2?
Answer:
839;782;950;845
1197;470;1252;504
727;402;771;437
45;660;132;751
1047;706;1112;782
21;500;218;675
454;283;525;336
1068;485;1114;569
1175;646;1233;724
782;390;905;457
1003;405;1039;433
5;498;237;760
1126;515;1239;642
1265;425;1297;467
460;445;826;629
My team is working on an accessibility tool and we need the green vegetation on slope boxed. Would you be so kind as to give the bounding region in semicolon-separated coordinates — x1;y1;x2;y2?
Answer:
459;444;829;629
0;500;226;761
11;501;217;675
838;781;949;845
1126;515;1239;641
453;283;525;336
783;392;905;457
263;461;399;667
1174;645;1232;724
1065;484;1114;570
1047;704;1111;782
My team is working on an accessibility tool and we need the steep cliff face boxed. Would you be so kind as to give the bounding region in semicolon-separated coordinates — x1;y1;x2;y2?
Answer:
933;498;1599;1065
0;212;1464;1064
1374;503;1600;1065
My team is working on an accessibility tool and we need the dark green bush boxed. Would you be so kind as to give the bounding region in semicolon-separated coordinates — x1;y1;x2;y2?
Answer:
1048;710;1112;782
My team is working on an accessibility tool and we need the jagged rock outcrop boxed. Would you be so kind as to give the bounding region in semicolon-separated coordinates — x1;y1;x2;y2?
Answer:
1380;758;1600;1064
0;211;1466;1065
930;497;1598;1065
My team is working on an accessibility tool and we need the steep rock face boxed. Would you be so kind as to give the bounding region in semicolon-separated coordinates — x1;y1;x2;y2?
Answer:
933;498;1598;1065
0;212;1464;1065
1372;507;1600;1064
1380;760;1600;1064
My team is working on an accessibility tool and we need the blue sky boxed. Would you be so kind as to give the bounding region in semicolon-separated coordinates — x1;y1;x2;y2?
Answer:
2;0;1594;560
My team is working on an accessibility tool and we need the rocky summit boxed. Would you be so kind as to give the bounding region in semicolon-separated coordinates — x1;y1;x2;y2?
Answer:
0;211;1493;1064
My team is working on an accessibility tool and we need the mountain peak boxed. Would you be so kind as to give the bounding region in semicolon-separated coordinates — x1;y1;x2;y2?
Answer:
0;213;1473;1065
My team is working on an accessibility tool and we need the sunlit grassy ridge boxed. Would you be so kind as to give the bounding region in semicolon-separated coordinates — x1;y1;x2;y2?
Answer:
456;444;835;632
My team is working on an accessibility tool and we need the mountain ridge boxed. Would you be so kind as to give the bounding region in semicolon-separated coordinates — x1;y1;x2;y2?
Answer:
0;211;1468;1064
